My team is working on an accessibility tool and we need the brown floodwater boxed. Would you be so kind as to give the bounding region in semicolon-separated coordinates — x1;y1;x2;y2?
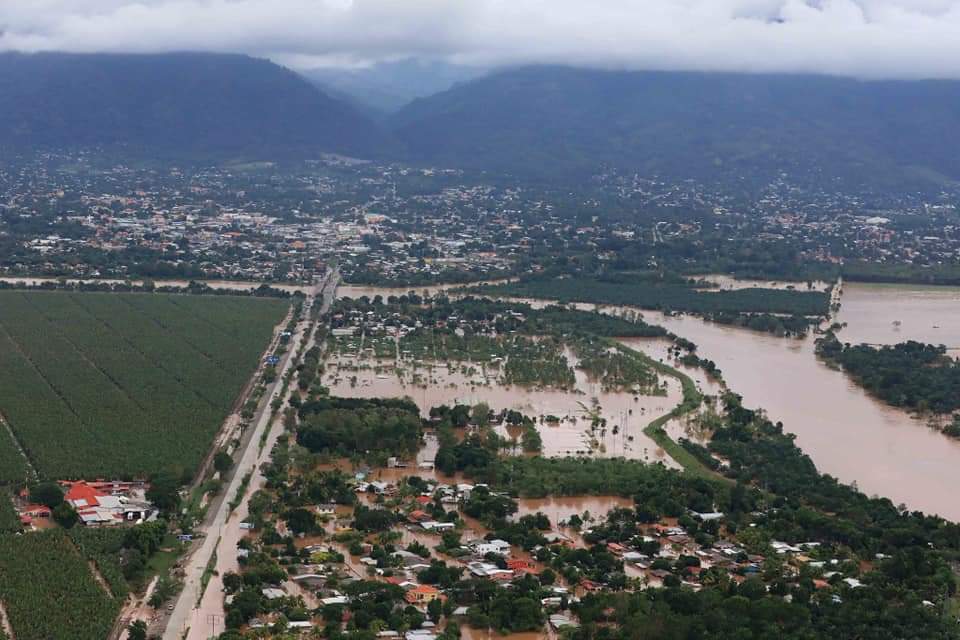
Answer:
324;339;681;466
481;294;960;519
628;308;960;520
616;337;725;446
0;275;308;293
515;496;633;527
835;282;960;356
330;282;960;520
697;274;832;292
336;278;514;301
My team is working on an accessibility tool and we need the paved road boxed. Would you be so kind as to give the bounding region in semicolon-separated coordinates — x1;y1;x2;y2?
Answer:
184;267;339;639
161;270;336;640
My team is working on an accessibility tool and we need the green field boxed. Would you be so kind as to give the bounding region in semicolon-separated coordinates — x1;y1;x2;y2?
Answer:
0;291;287;479
0;421;30;484
0;490;19;533
0;530;121;640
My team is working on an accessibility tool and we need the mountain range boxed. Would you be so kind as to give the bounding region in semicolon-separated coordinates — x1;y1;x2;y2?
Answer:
0;51;389;160
2;52;960;190
390;66;960;189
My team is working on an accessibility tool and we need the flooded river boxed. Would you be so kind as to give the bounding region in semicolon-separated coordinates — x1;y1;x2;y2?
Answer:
835;282;960;356
462;290;960;519
633;307;960;520
330;280;960;520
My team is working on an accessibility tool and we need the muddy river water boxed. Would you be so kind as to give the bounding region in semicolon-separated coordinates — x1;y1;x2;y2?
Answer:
834;282;960;356
333;280;960;520
603;283;960;520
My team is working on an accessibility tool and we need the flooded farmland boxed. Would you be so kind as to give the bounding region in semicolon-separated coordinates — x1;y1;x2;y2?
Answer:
336;278;512;301
323;339;681;467
697;274;832;293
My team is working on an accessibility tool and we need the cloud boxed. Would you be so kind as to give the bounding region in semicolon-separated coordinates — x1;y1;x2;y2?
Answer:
2;0;960;79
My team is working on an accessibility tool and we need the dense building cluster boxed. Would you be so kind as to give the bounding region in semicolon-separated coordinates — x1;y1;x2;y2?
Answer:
1;154;958;289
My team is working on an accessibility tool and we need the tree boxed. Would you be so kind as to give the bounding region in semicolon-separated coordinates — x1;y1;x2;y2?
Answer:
214;452;233;475
353;505;396;532
471;402;491;429
124;521;166;556
127;620;148;640
427;597;443;622
440;529;462;551
284;508;317;535
149;575;181;608
29;482;64;508
53;502;79;529
227;589;262;627
147;471;181;513
222;572;244;593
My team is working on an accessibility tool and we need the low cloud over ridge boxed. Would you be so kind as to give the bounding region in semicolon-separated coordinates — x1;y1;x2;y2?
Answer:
2;0;960;79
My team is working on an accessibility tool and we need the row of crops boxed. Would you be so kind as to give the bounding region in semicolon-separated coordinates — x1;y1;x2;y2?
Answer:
0;290;287;479
0;491;19;533
0;421;30;484
67;528;134;599
0;530;121;640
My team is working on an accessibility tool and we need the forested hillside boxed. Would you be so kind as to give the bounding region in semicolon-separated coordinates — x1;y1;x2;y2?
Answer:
0;52;392;159
391;66;960;189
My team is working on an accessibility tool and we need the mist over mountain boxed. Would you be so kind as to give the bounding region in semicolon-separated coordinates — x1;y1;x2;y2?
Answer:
389;66;960;189
303;59;487;114
0;52;392;160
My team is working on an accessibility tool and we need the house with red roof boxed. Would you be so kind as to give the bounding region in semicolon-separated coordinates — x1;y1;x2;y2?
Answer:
579;578;601;592
61;480;156;526
507;558;539;576
404;584;442;605
64;480;108;509
606;542;626;556
407;509;431;523
21;504;52;519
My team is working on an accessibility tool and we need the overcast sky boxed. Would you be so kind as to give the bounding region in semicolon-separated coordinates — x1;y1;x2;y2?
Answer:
2;0;960;79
